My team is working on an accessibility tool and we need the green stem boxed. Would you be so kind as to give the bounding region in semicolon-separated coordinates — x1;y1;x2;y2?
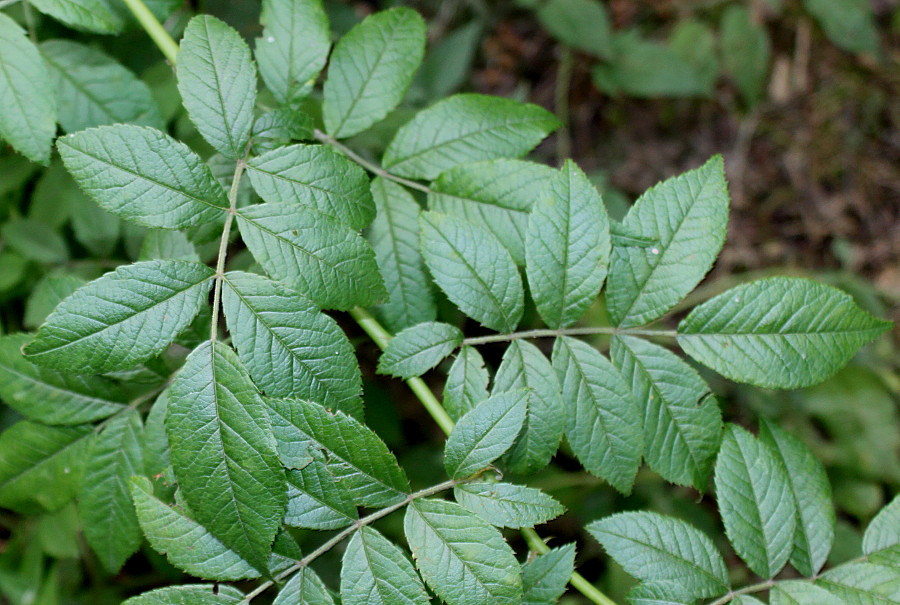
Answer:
462;326;677;346
209;160;245;341
554;46;574;163
707;579;775;605
120;0;179;64
22;1;36;43
240;478;463;603
348;307;619;605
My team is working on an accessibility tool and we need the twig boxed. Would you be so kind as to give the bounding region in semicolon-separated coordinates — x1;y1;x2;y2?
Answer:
210;159;245;341
120;0;179;64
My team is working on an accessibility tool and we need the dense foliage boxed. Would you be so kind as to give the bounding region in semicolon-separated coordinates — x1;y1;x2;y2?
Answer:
0;1;895;604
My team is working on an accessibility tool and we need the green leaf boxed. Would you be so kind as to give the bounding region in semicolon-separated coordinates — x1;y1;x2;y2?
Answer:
669;20;719;96
715;424;796;578
57;124;229;229
771;581;844;605
166;341;286;573
536;0;613;59
454;482;564;528
377;321;462;379
25;274;86;329
526;159;610;328
626;583;695;605
611;335;721;489
177;15;256;159
443;346;489;422
864;496;900;557
759;420;835;576
368;177;436;332
140;390;170;477
274;568;334;605
78;409;143;573
521;543;576;605
817;562;900;604
404;498;523;605
677;278;892;389
41;40;163;133
285;453;358;530
130;475;260;580
607;155;729;327
552;336;642;494
420;211;524;332
251;108;315;154
493;340;564;475
733;597;767;605
587;511;729;599
323;7;426;138
410;21;481;102
383;93;561;180
2;218;68;264
256;0;330;104
236;202;387;310
139;229;200;262
0;334;126;425
29;0;123;33
444;390;528;479
265;398;409;507
124;585;244;605
25;260;214;374
719;6;771;107
247;144;375;230
803;0;879;56
222;271;362;417
341;526;429;605
428;159;555;265
0;421;93;513
0;13;57;164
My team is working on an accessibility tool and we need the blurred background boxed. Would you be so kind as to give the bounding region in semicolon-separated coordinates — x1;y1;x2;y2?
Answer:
0;0;897;603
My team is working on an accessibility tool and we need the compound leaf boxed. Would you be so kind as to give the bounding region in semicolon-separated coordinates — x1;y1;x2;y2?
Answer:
526;159;610;328
428;159;555;265
383;94;561;180
78;410;143;573
0;13;57;164
324;7;426;138
678;277;892;389
341;526;429;605
552;337;642;494
493;340;564;475
0;421;93;513
177;15;256;159
247;144;375;230
166;341;286;574
377;321;462;379
521;543;576;605
404;498;523;605
444;390;527;479
368;177;436;332
587;511;729;599
0;333;126;425
237;202;387;310
715;424;796;578
255;0;330;104
265;398;409;507
443;346;489;422
420;211;523;332
607;155;729;327
454;482;564;528
222;271;362;417
25;260;214;374
611;335;721;489
759;420;835;576
57;124;229;229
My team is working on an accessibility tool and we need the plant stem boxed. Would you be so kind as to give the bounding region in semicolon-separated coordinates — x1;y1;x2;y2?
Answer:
554;46;574;163
463;326;677;346
241;478;462;603
348;307;619;605
209;160;245;341
707;579;775;605
22;1;36;42
313;130;432;194
120;0;179;64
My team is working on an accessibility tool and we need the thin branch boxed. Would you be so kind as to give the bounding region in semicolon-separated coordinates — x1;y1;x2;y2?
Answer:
707;579;774;605
313;130;432;194
120;0;180;64
462;326;678;346
210;160;245;341
554;46;574;163
240;478;463;603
